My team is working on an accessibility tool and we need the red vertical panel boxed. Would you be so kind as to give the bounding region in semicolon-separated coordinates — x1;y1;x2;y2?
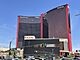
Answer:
60;52;62;56
40;13;44;38
68;33;72;51
66;4;72;51
16;16;20;48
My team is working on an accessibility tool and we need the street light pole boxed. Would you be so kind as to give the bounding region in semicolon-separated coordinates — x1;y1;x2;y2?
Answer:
75;14;80;16
9;41;12;56
9;41;12;50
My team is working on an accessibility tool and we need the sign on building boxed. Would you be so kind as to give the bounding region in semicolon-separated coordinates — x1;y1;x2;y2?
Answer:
24;36;35;40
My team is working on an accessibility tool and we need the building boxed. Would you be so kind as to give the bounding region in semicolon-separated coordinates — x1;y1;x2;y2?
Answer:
16;16;48;48
44;4;72;51
23;38;60;58
16;4;72;58
0;48;9;57
59;39;68;51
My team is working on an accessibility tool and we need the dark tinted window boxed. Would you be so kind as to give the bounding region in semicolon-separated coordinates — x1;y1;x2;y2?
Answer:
45;5;71;38
18;16;41;48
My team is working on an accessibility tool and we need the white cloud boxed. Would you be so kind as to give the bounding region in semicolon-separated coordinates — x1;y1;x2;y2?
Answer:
0;42;9;48
0;24;8;29
0;40;16;48
0;24;16;30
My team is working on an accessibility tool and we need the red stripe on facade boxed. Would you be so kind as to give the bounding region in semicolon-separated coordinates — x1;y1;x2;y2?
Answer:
40;13;44;38
66;4;72;51
16;16;20;48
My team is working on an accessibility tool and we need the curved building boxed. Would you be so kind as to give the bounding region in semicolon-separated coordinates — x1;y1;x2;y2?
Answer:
44;4;72;51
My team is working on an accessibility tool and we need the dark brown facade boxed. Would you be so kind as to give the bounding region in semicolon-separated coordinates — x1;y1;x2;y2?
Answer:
23;38;60;57
16;16;48;48
44;4;72;51
16;4;72;51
